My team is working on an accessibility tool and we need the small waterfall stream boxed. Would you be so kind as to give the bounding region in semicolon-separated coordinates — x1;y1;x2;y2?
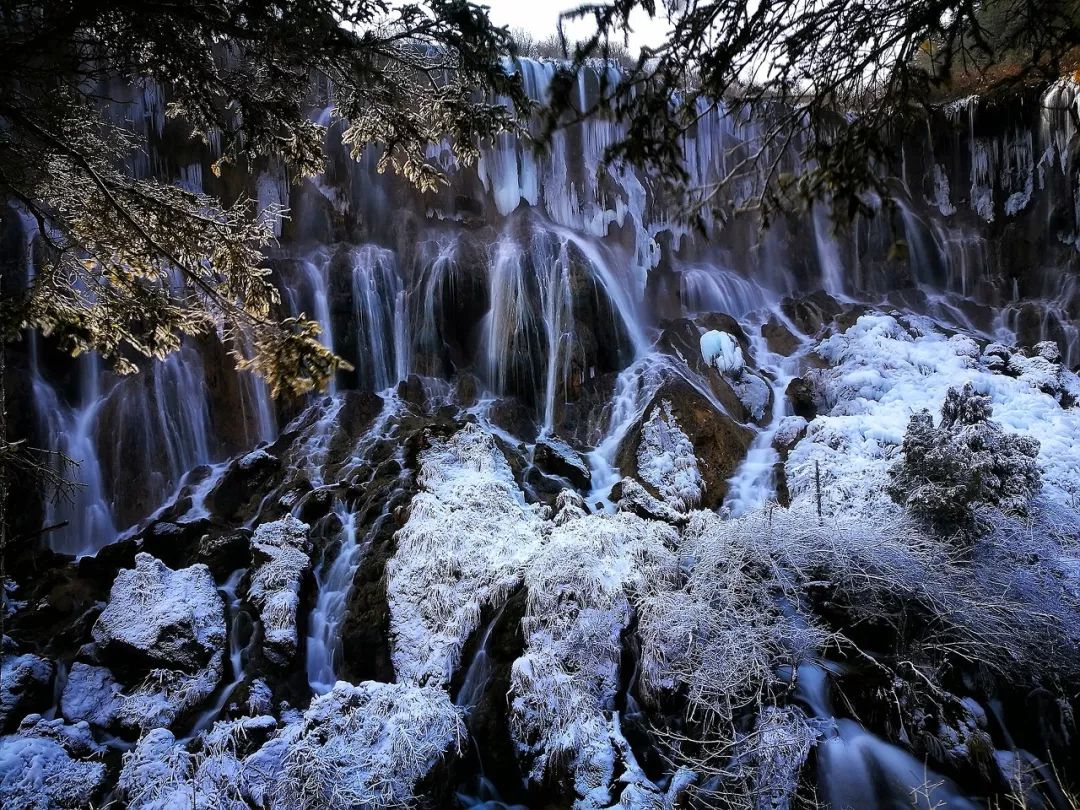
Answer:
306;506;361;694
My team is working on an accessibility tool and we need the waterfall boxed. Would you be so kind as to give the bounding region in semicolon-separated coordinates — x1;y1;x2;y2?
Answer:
306;506;361;694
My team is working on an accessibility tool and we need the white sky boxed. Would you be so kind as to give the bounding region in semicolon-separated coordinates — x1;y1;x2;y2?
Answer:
478;1;671;50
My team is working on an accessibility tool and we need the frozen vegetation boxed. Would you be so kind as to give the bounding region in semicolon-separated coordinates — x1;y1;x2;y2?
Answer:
388;423;542;685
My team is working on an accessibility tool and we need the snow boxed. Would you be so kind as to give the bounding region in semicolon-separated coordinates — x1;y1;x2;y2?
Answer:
0;717;106;810
785;312;1080;512
700;329;745;373
509;511;679;807
268;681;464;809
388;423;542;686
249;515;312;666
93;553;225;671
636;400;703;512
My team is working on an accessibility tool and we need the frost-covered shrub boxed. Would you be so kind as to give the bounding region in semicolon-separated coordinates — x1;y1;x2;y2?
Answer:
273;681;463;810
509;512;679;807
388;423;541;685
888;383;1041;533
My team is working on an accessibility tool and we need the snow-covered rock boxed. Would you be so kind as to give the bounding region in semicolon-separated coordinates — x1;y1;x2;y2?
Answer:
0;651;53;730
249;515;312;666
93;553;225;673
534;436;592;489
62;656;223;734
388;423;542;685
636;400;703;512
701;330;745;373
265;681;464;809
0;716;106;810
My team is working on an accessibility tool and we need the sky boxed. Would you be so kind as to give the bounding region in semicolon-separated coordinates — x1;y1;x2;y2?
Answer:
478;0;672;50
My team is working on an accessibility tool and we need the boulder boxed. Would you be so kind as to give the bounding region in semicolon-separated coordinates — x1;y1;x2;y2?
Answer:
781;290;843;337
0;716;106;810
533;437;592;490
617;379;754;509
0;650;54;733
92;553;225;675
762;315;802;356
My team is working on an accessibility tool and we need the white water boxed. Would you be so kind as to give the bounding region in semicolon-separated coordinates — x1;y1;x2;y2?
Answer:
184;569;251;740
724;311;807;516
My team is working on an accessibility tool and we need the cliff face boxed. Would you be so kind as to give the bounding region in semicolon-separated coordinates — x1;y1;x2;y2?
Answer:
2;67;1079;810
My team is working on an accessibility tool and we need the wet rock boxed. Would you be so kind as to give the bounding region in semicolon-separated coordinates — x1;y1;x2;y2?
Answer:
786;377;819;420
617;379;754;509
486;395;537;441
781;290;844;337
92;553;224;675
762;315;802;356
209;447;281;522
196;529;252;580
533;436;592;489
139;518;213;570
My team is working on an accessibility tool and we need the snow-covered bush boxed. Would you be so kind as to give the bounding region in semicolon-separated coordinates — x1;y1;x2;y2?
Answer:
273;681;463;809
887;383;1041;534
786;313;1080;512
509;512;679;807
388;424;541;685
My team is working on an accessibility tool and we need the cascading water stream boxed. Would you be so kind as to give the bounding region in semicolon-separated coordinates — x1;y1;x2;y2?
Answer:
795;663;982;810
306;506;361;694
724;310;808;516
303;396;406;693
184;569;252;740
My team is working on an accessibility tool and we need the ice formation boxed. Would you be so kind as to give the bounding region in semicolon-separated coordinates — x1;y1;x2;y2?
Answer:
700;329;745;373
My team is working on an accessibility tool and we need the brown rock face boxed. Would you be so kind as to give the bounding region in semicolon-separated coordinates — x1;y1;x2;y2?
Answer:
616;378;754;508
781;290;844;337
762;315;802;356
